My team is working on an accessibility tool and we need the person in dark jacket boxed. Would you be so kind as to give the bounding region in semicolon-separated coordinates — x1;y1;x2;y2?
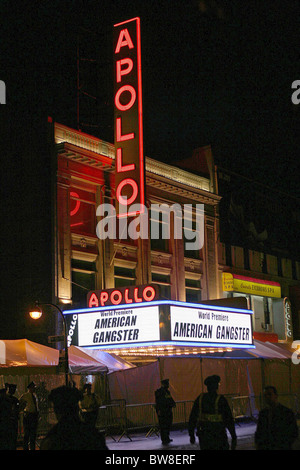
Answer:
0;388;12;450
188;375;237;450
255;386;298;450
155;379;176;445
6;384;20;450
40;386;108;450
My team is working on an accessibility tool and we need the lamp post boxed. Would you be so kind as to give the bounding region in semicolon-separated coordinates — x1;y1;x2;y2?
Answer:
29;301;69;386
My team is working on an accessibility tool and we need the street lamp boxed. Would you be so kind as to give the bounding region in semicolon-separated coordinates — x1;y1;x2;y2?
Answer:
29;301;69;386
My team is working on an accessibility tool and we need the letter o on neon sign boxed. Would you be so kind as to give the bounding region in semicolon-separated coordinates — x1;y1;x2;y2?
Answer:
116;178;139;206
110;290;122;305
115;85;136;111
143;286;156;301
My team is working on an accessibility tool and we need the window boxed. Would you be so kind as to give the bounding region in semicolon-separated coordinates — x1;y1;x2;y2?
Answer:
70;188;96;235
71;259;96;308
185;278;202;303
151;272;171;300
149;207;170;252
114;266;136;287
182;220;201;259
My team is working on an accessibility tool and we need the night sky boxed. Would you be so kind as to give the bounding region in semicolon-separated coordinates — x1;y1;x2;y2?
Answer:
1;0;299;194
0;1;299;339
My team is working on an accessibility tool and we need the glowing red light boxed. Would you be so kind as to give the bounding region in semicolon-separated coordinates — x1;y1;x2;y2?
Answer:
114;17;145;217
116;58;133;83
70;191;80;216
116;148;135;172
115;85;136;111
116;178;139;206
114;28;134;53
116;117;134;142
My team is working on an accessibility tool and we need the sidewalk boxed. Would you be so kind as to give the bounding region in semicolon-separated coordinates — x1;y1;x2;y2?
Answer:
105;421;258;451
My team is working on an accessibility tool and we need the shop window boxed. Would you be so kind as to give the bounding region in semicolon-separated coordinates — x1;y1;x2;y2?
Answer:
263;297;272;328
114;266;136;287
252;296;265;332
70;188;96;235
151;272;171;300
252;296;273;332
185;278;201;303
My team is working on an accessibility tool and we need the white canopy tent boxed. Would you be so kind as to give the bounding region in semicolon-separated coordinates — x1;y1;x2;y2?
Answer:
68;346;135;374
0;340;135;375
0;339;59;368
0;339;63;396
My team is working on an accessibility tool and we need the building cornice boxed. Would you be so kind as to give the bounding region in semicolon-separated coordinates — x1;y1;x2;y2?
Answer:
55;123;219;200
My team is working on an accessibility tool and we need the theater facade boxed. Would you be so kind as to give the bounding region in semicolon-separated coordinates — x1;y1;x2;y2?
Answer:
51;17;298;362
53;121;295;361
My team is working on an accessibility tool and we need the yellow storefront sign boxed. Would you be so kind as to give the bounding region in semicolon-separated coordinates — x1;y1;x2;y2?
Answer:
222;273;281;298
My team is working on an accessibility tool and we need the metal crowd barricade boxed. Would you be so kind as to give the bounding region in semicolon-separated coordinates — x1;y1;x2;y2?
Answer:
230;396;252;421
126;403;159;437
172;400;194;427
97;399;132;442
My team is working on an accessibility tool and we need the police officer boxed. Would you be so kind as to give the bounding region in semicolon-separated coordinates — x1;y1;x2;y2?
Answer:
188;375;237;450
155;379;176;445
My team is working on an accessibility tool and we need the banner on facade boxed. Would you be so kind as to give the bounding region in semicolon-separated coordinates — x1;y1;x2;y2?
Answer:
222;273;281;298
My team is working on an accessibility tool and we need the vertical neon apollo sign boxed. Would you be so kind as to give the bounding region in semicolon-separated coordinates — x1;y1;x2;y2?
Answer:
114;17;145;217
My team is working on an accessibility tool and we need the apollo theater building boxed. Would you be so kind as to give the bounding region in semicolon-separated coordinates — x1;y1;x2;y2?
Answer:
50;18;299;407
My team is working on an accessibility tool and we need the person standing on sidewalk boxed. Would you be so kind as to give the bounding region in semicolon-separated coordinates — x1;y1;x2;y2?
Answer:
188;375;237;450
79;383;101;427
155;379;176;445
6;384;20;450
20;382;39;450
255;386;298;450
40;386;108;450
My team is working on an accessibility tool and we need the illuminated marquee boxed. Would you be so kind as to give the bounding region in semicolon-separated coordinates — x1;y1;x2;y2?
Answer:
87;284;159;308
64;301;254;350
67;304;160;348
170;305;253;347
113;17;145;217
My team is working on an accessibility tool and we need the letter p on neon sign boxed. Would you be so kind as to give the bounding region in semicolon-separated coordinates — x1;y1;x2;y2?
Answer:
113;17;145;218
